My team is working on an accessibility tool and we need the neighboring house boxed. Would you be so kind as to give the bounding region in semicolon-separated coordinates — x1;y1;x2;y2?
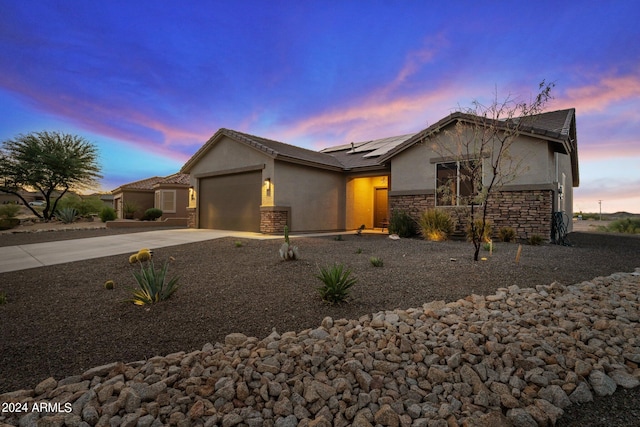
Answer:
180;109;578;240
111;173;190;220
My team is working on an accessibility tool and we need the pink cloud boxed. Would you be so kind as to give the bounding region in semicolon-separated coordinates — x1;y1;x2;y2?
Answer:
552;73;640;114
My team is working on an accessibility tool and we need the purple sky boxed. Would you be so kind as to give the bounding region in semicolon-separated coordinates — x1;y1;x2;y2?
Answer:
1;1;639;213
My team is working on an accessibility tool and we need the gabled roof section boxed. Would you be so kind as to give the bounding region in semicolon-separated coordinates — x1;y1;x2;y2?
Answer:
377;108;578;186
181;128;344;173
157;172;190;186
112;176;164;193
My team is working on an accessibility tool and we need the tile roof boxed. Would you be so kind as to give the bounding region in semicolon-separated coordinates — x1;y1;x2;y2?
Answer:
114;176;164;191
158;173;190;186
181;109;577;178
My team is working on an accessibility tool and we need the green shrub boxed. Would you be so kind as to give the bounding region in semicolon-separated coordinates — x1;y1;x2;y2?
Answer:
58;195;105;216
418;209;454;241
467;219;492;242
99;207;117;222
528;234;545;245
334;235;344;241
316;264;357;303
0;203;21;219
355;248;363;254
56;207;78;224
370;257;384;267
606;218;640;234
498;226;517;242
388;210;417;237
142;208;163;221
127;260;179;305
0;291;6;305
235;241;243;247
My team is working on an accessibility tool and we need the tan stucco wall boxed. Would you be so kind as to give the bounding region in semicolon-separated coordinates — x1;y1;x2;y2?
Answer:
188;136;270;178
273;161;345;231
391;129;555;193
114;191;154;219
154;186;189;219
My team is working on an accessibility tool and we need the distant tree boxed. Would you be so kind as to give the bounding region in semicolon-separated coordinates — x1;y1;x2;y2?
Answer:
0;131;102;220
431;81;554;261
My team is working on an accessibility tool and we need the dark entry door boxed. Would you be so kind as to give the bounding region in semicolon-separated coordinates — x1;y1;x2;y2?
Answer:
374;188;388;228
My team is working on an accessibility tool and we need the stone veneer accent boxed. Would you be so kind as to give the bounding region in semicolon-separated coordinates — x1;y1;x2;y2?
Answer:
260;206;290;234
389;189;554;241
186;207;196;228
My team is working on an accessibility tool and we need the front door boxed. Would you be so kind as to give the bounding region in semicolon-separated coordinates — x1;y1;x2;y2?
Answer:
374;187;388;228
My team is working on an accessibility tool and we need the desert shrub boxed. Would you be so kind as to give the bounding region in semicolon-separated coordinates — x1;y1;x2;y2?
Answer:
498;226;517;242
100;207;117;222
0;203;21;219
528;234;545;245
419;209;454;241
279;225;299;260
606;218;640;234
370;257;384;267
143;208;163;221
0;291;7;305
235;241;243;247
467;219;492;242
316;264;357;303
334;235;344;241
127;259;179;305
123;202;138;218
56;207;78;224
58;195;105;216
388;210;417;237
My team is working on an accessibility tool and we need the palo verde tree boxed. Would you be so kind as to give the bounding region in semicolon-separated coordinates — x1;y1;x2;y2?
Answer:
431;81;554;261
0;131;102;220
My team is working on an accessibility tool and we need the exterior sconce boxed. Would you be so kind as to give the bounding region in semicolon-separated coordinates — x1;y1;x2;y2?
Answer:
264;178;271;190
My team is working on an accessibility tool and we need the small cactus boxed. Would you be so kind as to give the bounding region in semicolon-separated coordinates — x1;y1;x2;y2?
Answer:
104;280;115;290
129;254;138;264
136;249;152;262
279;225;299;260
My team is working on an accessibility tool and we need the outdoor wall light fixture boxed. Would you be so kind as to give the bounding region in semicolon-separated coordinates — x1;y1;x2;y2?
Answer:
264;178;271;190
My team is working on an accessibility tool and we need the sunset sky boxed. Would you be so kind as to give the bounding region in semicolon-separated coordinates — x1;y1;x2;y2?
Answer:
1;1;639;213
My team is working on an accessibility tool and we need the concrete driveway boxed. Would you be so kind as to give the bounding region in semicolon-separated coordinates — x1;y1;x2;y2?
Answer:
0;228;281;273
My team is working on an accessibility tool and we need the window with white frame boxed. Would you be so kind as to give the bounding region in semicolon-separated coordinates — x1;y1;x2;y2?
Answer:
435;160;479;206
155;190;176;213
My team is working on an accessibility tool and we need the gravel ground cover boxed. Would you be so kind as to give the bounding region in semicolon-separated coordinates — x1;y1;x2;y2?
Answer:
0;228;638;425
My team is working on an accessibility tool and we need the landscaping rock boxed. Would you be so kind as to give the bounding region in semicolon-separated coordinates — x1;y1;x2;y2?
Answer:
1;270;639;426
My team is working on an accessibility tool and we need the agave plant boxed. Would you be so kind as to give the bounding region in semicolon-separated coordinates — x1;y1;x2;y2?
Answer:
316;263;357;303
56;207;78;224
126;260;179;305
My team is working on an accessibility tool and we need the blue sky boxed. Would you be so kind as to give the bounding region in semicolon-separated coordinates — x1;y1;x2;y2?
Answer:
1;1;639;213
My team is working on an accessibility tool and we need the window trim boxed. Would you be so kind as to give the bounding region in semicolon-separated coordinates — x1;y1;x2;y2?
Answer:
155;189;177;213
434;160;481;207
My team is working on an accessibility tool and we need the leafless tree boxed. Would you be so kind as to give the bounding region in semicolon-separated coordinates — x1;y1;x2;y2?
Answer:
431;81;555;261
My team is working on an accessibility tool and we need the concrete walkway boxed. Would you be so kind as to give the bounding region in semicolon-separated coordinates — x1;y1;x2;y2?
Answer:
0;228;359;273
0;229;281;273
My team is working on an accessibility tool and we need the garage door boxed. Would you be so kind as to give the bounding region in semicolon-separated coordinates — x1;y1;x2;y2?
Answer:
199;171;261;231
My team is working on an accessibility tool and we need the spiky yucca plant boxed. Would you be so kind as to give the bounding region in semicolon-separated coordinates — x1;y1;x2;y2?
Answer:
126;260;179;305
56;207;78;224
316;264;357;303
279;225;299;260
369;257;384;267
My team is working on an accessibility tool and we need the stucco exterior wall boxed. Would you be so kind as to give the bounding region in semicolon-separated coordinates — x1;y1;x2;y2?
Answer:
391;128;555;193
154;185;189;219
188;136;270;178
114;191;154;219
274;161;345;231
